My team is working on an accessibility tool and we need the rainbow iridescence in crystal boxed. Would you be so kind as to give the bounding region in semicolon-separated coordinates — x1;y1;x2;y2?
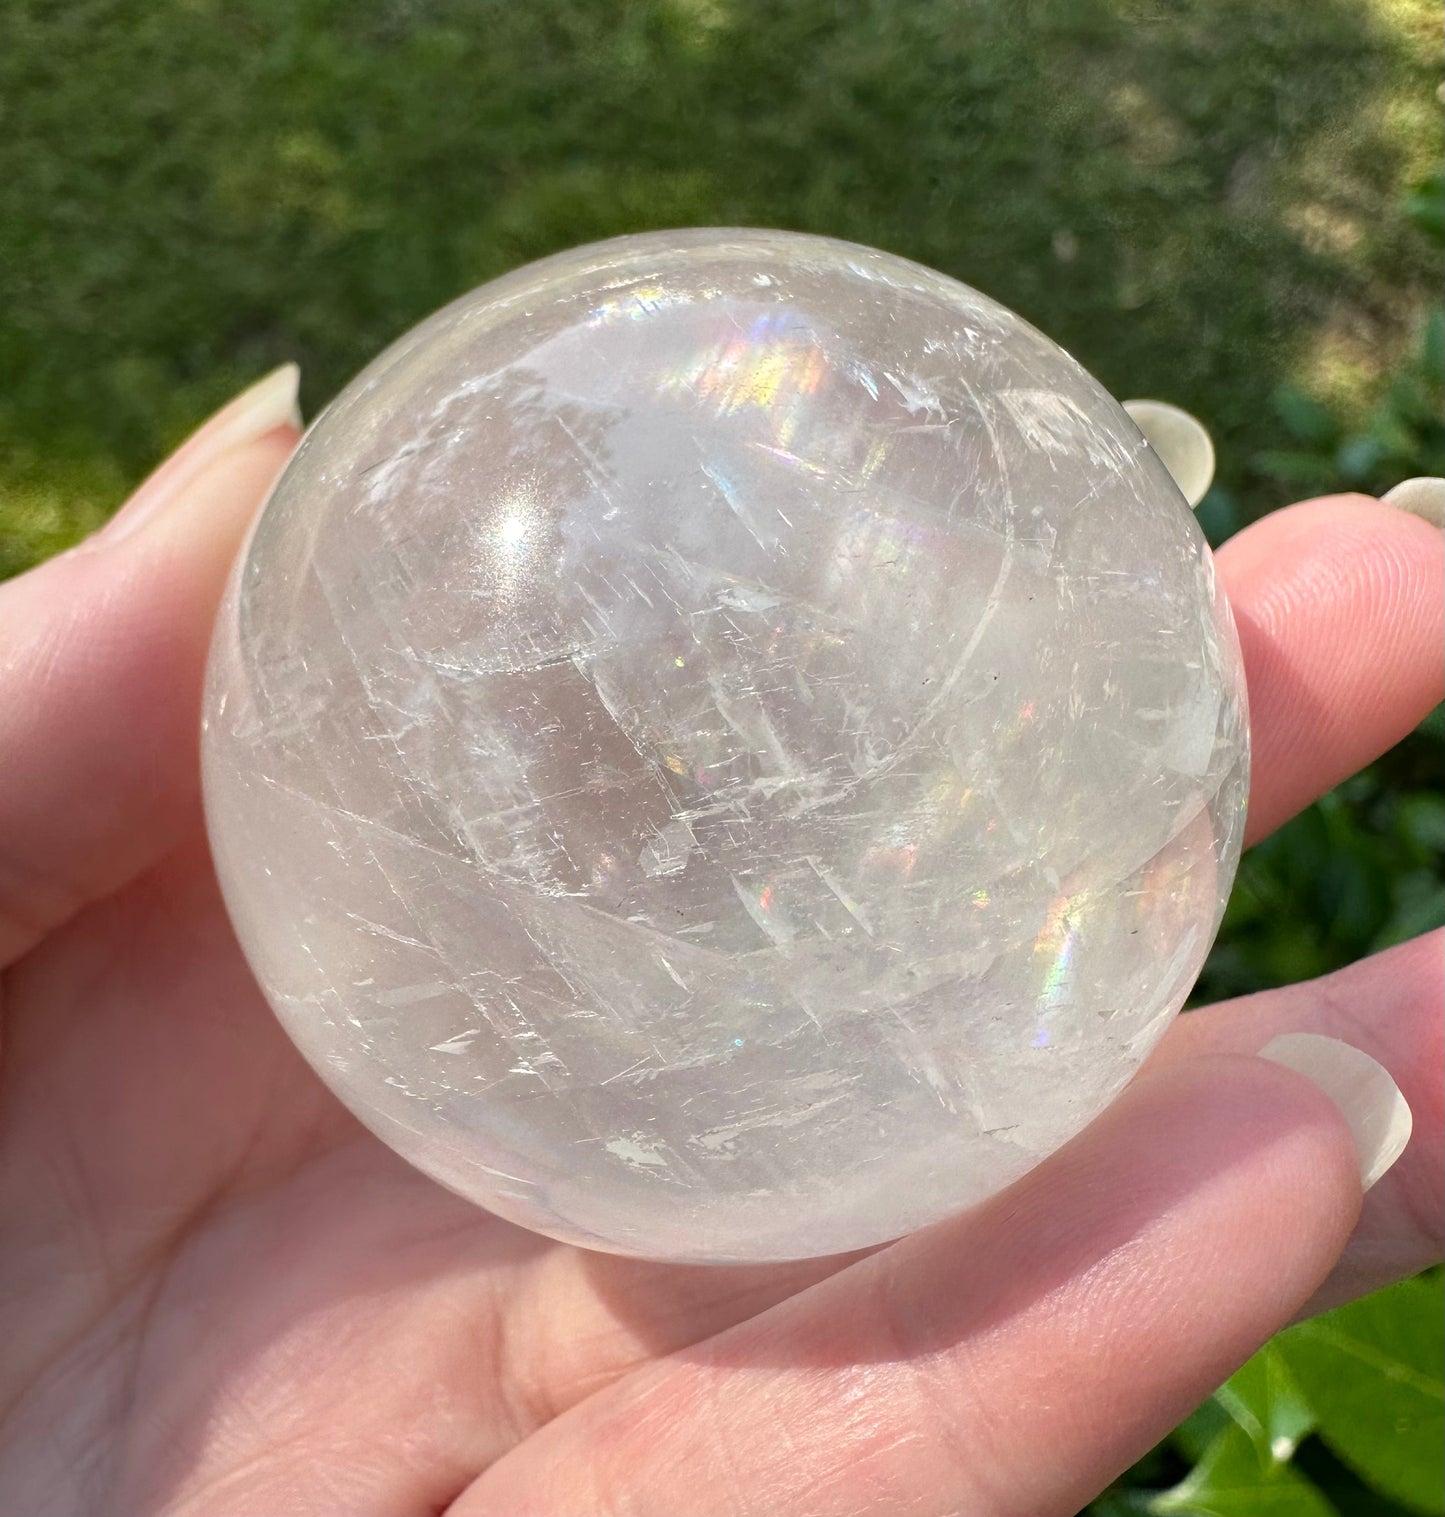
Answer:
203;230;1248;1262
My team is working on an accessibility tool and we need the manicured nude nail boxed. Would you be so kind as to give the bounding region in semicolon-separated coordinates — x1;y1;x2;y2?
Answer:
1259;1033;1412;1191
1122;399;1216;508
1380;477;1444;529
100;364;302;545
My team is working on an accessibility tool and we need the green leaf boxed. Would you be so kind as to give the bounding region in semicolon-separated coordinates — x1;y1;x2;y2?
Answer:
1276;1275;1445;1515
1405;171;1445;244
1397;794;1445;855
1193;487;1240;548
1215;1345;1316;1467
1173;1398;1233;1462
1335;433;1385;482
1417;704;1445;743
1293;1440;1430;1517
1091;1492;1158;1517
1272;387;1340;447
1251;449;1335;488
1151;1424;1337;1516
1373;869;1445;950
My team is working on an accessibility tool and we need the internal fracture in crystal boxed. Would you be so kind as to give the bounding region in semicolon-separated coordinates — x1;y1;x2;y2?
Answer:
202;230;1249;1262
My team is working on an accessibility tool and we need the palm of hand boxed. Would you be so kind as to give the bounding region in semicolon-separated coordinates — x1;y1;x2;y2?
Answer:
7;838;829;1513
1;400;1439;1517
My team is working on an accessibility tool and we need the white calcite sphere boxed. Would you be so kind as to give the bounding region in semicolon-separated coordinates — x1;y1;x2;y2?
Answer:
203;230;1248;1262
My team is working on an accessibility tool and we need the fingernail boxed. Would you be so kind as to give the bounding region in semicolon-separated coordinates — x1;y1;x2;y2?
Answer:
1380;477;1444;529
1259;1033;1412;1191
1122;398;1216;508
101;364;302;545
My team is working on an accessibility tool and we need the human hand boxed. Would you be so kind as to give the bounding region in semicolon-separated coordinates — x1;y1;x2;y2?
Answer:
1;367;1440;1516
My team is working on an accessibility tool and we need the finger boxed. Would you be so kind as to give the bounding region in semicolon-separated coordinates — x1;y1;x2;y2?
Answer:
1154;930;1442;1311
1214;494;1443;846
462;1052;1366;1517
486;948;1435;1442
0;367;301;965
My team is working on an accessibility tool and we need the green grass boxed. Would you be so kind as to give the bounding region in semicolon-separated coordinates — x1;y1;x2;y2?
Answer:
1;0;1441;574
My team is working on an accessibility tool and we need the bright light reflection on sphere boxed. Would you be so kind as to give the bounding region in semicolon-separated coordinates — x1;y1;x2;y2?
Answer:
202;230;1249;1262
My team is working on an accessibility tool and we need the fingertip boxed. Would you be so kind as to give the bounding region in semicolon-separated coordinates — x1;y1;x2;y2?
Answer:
1217;491;1443;591
874;1049;1365;1394
1058;1050;1364;1295
123;423;299;568
1381;476;1445;528
95;363;301;546
1215;494;1445;843
1223;495;1445;623
1258;1033;1412;1192
0;419;300;963
1136;1050;1364;1204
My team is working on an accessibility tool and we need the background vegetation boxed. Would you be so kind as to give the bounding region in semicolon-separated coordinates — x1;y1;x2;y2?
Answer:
2;2;1440;1512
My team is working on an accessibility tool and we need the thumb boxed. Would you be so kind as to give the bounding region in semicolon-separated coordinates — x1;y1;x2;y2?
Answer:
0;365;301;965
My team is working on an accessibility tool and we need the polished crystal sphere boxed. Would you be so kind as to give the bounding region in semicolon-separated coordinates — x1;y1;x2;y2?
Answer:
203;230;1248;1262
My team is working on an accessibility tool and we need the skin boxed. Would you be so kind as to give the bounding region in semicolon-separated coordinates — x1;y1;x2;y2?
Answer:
0;407;1440;1516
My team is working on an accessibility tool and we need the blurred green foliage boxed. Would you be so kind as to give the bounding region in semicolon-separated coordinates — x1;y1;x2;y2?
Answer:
1;3;1440;1514
1197;169;1445;543
1192;163;1444;1008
